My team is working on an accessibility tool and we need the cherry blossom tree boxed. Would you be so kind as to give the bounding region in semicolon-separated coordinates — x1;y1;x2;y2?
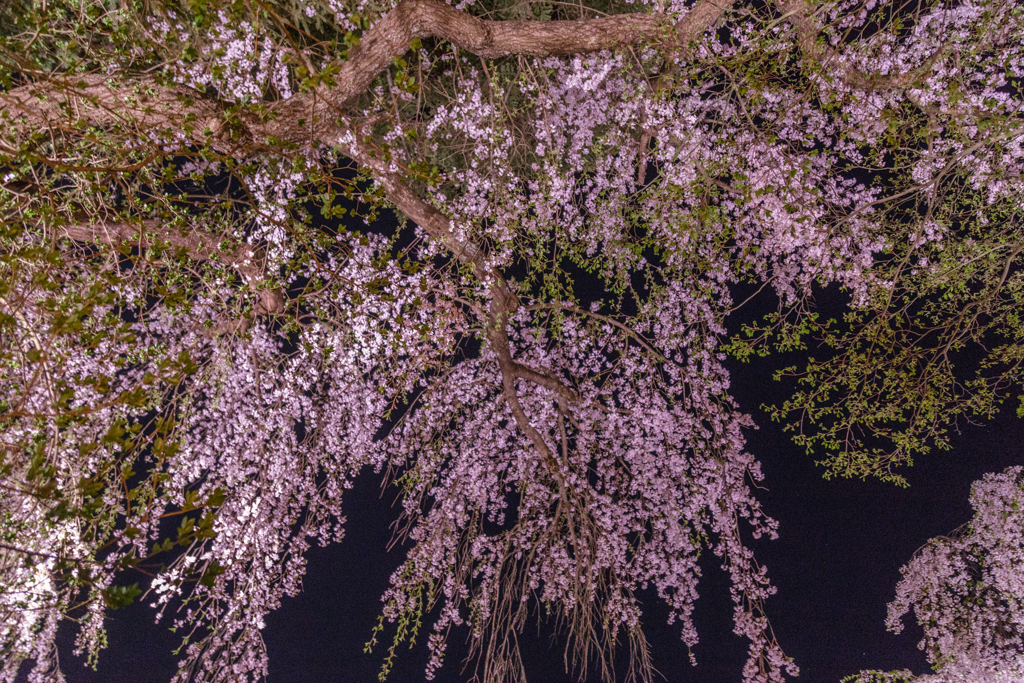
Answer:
0;0;1021;682
849;467;1024;683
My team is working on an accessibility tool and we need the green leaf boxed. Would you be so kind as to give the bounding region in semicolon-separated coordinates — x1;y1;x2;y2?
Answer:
102;583;142;610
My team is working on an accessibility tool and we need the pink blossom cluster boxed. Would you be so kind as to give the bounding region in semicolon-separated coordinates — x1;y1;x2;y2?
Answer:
138;238;467;681
378;298;793;682
885;468;1024;682
1;229;466;682
5;0;1024;681
0;271;210;681
155;10;293;102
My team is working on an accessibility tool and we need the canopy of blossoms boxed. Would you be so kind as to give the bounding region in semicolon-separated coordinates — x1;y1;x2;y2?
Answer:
0;0;1021;681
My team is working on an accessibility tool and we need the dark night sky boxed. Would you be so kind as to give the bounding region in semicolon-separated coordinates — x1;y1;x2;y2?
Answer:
37;191;1024;683
47;321;1024;683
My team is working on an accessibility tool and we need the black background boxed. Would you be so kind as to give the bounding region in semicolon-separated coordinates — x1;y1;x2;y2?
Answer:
48;302;1024;683
38;188;1024;683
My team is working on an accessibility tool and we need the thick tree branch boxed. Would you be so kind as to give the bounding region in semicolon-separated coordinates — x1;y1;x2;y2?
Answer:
510;361;579;403
0;74;236;149
331;130;575;477
52;216;284;316
331;128;520;306
299;0;733;113
488;297;563;479
1;0;733;149
55;218;258;278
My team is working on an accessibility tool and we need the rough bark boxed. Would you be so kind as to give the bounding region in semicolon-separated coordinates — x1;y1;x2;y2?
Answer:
55;218;262;280
1;0;733;150
0;74;233;150
329;127;576;476
280;0;732;115
51;216;284;315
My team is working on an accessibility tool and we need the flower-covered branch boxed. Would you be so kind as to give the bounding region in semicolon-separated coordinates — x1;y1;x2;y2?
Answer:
1;0;1021;681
